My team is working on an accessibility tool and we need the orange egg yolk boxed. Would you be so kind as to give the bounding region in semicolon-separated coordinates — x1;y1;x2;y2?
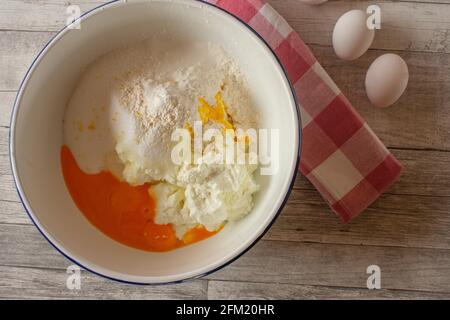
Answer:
61;146;219;252
198;91;234;130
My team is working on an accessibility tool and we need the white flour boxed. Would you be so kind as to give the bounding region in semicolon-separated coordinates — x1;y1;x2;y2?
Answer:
112;41;258;185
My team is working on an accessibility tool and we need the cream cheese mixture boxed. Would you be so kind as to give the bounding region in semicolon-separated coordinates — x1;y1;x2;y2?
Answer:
64;38;259;238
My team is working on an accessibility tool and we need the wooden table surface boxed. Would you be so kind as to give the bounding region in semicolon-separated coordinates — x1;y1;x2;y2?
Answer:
1;0;450;300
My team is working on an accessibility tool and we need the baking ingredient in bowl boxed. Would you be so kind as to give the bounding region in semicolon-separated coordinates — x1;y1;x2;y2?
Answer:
61;146;219;252
63;38;260;251
113;42;260;238
151;106;260;237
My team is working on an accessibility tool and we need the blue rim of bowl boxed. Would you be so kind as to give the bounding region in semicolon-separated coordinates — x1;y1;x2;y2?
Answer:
9;0;302;285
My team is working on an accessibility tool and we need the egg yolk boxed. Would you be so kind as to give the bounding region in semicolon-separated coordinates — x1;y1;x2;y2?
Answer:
61;146;218;252
198;91;234;129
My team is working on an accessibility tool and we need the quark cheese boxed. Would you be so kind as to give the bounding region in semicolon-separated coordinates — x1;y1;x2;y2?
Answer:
151;142;260;238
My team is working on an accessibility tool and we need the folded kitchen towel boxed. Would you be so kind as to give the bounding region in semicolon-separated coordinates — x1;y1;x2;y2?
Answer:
207;0;403;222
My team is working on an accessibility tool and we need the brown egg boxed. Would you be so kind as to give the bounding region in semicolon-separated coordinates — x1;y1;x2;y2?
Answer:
365;54;409;108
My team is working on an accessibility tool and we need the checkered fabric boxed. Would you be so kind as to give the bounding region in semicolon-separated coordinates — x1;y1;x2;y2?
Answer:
207;0;402;222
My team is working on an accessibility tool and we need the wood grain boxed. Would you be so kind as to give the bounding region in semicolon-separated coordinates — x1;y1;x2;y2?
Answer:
0;200;29;225
271;0;450;53
1;0;450;54
1;0;450;300
0;265;207;300
2;222;449;293
0;31;54;91
0;92;15;127
0;0;105;31
205;240;450;293
266;189;450;249
207;280;450;300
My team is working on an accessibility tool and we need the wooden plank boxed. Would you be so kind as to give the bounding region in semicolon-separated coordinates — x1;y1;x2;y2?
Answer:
0;127;9;156
1;223;449;292
397;0;450;3
207;280;450;299
271;0;450;53
2;0;450;53
0;172;19;203
265;189;450;249
0;0;105;32
205;240;450;293
0;31;54;91
2;30;450;151
398;0;450;3
0;155;11;177
389;149;450;196
0;200;29;225
0;224;67;269
0;91;15;127
0;265;207;299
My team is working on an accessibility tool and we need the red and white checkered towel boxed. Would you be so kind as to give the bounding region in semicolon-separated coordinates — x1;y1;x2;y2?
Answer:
208;0;402;222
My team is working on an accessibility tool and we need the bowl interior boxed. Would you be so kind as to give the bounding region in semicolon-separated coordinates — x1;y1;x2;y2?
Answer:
11;0;299;283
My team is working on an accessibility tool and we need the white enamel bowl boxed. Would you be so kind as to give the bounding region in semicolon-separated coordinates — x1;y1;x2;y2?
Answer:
10;0;300;284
